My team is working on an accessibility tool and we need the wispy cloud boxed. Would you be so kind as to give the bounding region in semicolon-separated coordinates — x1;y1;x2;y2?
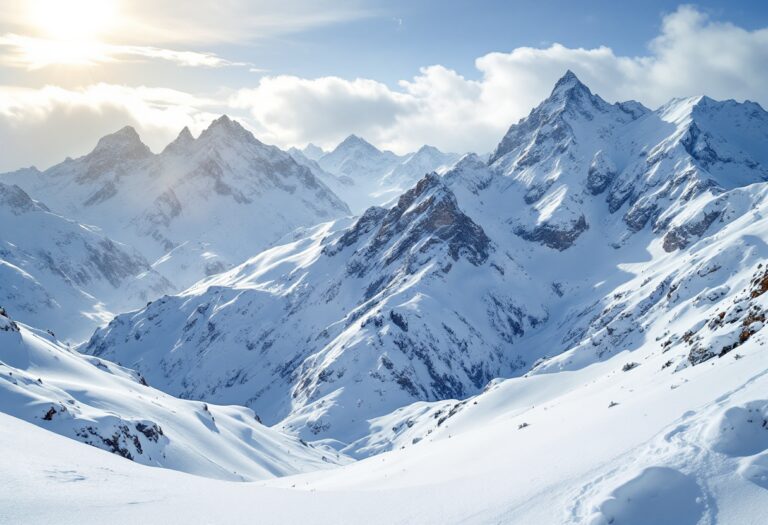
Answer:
0;34;251;69
0;0;379;46
0;0;377;69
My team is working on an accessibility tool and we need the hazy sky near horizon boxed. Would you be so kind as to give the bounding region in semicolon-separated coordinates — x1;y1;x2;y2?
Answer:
0;0;766;170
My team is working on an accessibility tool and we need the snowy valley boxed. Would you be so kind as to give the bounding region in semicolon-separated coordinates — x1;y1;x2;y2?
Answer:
2;71;768;524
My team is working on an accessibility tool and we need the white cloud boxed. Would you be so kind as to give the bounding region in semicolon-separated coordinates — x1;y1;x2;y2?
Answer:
0;0;374;69
0;5;767;171
0;84;224;171
0;0;377;46
231;76;413;146
228;6;768;154
0;34;250;69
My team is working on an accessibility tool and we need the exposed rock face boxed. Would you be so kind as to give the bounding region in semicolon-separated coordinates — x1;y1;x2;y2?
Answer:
330;174;491;274
0;308;20;332
586;151;617;195
684;265;768;365
514;215;589;251
662;210;722;252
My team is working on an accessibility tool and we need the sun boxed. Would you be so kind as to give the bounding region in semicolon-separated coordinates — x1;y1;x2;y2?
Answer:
19;0;118;66
28;0;118;41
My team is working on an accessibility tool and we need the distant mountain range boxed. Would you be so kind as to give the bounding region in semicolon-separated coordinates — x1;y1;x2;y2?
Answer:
2;116;350;292
290;136;460;213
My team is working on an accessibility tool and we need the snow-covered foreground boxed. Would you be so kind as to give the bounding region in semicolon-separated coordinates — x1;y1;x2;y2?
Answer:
0;319;346;482
3;326;768;524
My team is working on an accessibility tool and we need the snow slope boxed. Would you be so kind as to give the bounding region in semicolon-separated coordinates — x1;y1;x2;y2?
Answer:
0;309;346;481
2;117;350;289
86;174;548;451
0;182;172;342
3;316;768;524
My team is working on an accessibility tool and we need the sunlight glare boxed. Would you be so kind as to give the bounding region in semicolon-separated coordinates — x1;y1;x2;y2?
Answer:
19;0;119;66
28;0;118;41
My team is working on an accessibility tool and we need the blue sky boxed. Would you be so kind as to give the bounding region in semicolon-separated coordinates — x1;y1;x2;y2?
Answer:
233;0;768;85
0;1;766;170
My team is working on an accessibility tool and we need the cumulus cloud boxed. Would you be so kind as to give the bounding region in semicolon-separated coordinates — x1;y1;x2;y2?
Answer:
0;5;766;171
231;76;414;145
231;5;768;154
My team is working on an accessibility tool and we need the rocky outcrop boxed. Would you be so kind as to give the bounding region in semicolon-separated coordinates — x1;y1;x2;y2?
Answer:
514;215;589;251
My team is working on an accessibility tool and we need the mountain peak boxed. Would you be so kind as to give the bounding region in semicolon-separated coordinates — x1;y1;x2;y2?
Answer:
177;126;194;140
199;115;258;145
415;144;442;156
91;126;151;159
302;143;325;161
162;126;196;155
328;172;491;271
549;69;592;99
336;134;379;153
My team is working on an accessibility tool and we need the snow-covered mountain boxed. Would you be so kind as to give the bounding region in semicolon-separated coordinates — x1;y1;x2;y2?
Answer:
83;72;768;461
291;135;460;212
4;71;768;524
85;174;547;451
0;308;346;481
301;143;326;161
2;117;350;289
0;182;172;341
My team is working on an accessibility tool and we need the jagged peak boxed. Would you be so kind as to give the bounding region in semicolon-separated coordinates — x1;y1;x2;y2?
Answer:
545;70;603;111
199;115;259;145
417;144;440;153
302;143;326;160
659;95;768;129
551;70;587;95
412;144;444;158
488;71;635;165
162;126;196;155
91;126;151;158
382;173;490;266
334;134;380;154
177;126;194;141
452;152;486;171
398;171;444;198
328;172;490;269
